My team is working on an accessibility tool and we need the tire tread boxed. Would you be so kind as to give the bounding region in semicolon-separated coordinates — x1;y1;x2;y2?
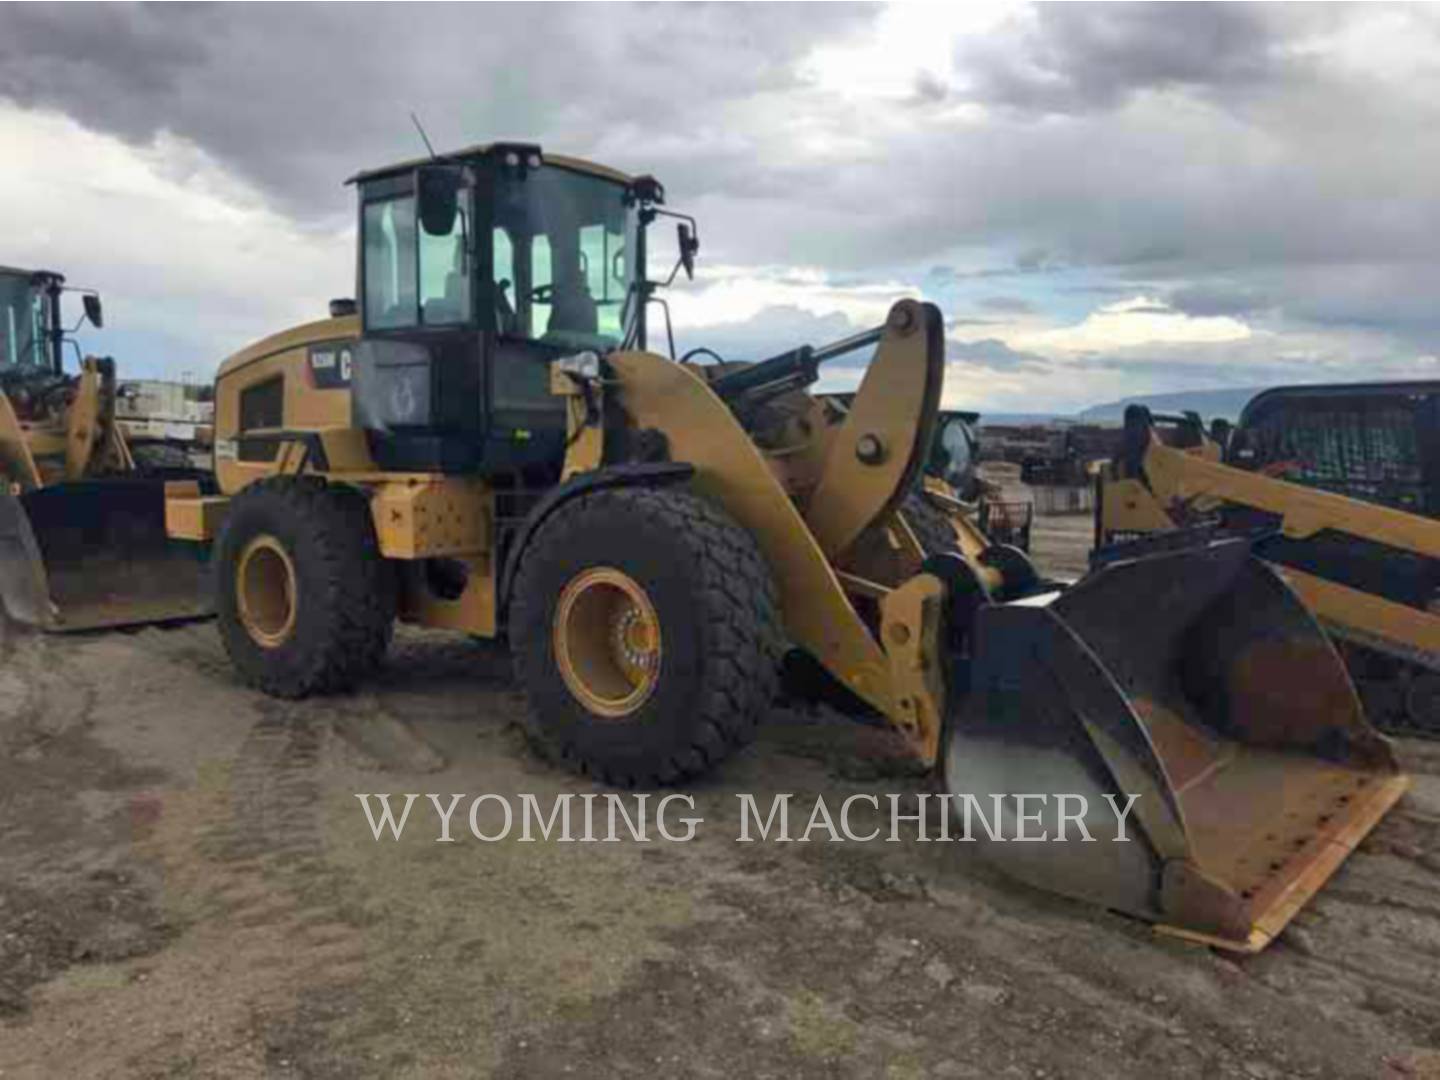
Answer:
510;485;781;786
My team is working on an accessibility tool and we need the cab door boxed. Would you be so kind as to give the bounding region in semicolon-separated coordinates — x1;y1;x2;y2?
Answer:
354;173;487;471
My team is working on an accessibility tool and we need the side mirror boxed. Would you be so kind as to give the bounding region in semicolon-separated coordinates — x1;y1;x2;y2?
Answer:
677;222;699;281
417;165;464;236
82;293;103;329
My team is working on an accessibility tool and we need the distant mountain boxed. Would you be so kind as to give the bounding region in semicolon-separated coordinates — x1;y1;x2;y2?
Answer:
1075;387;1264;424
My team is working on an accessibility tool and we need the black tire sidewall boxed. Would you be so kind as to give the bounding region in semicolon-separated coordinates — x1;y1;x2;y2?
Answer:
216;480;391;696
516;500;716;777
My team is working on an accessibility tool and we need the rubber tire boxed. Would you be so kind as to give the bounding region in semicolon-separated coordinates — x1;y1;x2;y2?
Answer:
216;477;395;698
510;486;781;786
130;441;194;474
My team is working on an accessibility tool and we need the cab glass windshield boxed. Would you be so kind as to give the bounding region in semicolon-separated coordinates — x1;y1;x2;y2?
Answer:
0;272;49;370
493;165;636;350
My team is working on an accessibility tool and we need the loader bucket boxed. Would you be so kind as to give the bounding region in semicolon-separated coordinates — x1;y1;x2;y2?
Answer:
944;537;1408;952
0;480;212;632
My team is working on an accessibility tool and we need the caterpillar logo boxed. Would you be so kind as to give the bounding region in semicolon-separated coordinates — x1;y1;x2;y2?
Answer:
389;370;420;422
308;343;354;389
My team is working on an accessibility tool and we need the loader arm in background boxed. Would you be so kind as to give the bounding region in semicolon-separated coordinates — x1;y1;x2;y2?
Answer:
1100;407;1440;676
64;362;103;480
0;392;43;492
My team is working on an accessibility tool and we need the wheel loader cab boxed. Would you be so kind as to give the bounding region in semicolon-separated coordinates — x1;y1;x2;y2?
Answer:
350;145;642;474
0;268;58;375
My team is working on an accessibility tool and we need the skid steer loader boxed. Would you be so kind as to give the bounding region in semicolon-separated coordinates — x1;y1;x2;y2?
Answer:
0;266;211;629
165;143;1406;952
1098;404;1440;736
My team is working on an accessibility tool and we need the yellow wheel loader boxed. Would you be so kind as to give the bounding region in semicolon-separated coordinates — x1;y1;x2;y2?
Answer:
165;143;1406;952
0;266;212;629
1098;403;1440;736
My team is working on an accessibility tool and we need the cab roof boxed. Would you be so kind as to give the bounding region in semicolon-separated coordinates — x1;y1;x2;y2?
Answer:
346;143;637;188
0;267;65;291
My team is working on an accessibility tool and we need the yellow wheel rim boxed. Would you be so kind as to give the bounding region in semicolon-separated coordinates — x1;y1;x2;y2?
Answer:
553;567;663;718
236;534;298;649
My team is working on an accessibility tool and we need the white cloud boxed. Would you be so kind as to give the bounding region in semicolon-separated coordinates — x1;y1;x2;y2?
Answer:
668;264;918;334
801;2;1020;102
1012;296;1252;352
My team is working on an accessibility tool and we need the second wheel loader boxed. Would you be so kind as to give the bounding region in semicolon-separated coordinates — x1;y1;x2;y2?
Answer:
166;142;1406;952
0;266;211;630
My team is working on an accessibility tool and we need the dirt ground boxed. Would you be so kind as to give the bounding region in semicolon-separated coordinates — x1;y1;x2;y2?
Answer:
2;523;1439;1078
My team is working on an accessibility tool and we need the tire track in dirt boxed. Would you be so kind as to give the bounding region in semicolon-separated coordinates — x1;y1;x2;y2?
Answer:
152;697;375;971
0;622;392;1076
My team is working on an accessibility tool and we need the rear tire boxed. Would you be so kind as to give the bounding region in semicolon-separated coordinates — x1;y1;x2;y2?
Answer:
130;441;194;475
510;486;781;786
216;477;395;698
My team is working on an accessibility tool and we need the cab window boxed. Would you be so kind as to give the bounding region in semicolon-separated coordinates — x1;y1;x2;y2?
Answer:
363;197;418;329
492;165;636;351
580;223;627;342
493;227;516;334
420;195;471;325
530;234;552;337
0;274;48;369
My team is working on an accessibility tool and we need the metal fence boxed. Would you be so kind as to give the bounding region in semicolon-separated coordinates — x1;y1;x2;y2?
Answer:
1032;484;1095;516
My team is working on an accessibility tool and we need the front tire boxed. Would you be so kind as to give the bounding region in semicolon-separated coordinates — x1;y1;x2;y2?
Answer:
510;486;781;786
216;477;395;698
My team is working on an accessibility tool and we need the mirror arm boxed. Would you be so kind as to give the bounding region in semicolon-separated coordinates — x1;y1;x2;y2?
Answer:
646;295;677;361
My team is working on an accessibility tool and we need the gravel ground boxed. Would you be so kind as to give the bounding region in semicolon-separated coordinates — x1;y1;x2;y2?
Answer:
0;523;1437;1078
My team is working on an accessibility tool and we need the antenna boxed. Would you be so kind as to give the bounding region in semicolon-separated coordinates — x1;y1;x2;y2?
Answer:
409;112;438;159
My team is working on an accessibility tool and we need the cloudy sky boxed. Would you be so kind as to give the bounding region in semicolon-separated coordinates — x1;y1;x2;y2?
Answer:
4;2;1439;413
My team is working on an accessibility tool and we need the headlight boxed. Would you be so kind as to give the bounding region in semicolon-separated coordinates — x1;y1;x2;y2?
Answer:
557;351;602;381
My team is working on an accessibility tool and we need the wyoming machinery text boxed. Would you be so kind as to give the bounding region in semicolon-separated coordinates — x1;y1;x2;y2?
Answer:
354;792;1143;844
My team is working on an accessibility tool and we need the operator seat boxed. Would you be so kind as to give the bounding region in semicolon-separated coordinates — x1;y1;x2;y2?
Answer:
548;275;598;336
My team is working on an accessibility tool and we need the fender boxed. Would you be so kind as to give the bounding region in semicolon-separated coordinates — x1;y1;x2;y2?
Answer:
497;462;694;616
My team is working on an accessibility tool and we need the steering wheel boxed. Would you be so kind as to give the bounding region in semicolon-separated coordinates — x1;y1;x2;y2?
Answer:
529;283;554;304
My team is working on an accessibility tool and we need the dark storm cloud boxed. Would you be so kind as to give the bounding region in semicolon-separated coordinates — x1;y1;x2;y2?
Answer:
1166;284;1275;319
978;295;1035;314
1068;355;1300;384
953;3;1318;115
948;338;1049;373
0;2;875;220
4;1;1440;382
